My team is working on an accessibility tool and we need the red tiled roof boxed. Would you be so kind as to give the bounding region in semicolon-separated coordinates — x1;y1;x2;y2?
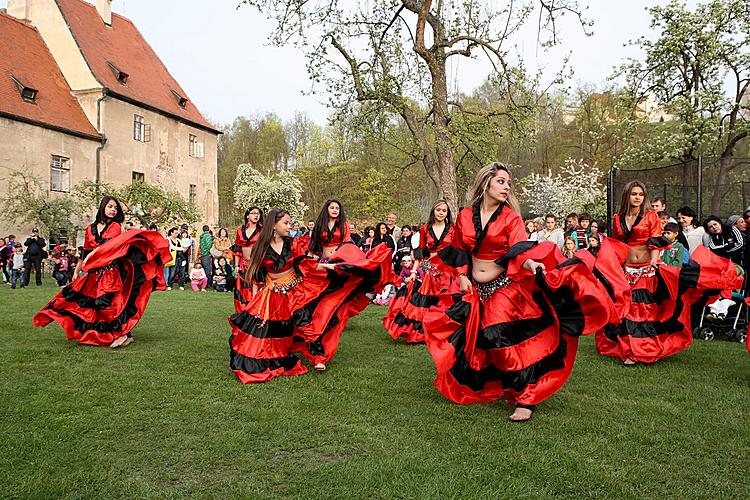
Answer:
56;0;219;133
0;12;100;140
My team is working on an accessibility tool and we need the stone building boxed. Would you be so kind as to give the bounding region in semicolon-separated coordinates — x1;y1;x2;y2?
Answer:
0;0;220;242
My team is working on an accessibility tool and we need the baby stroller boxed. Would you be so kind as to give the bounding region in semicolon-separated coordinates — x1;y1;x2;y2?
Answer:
693;268;748;344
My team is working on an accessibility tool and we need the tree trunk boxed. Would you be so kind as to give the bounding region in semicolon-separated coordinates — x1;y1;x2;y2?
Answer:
430;53;458;211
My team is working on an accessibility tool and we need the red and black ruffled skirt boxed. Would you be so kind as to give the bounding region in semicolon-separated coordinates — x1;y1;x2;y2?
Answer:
384;261;453;343
232;258;254;314
33;230;170;346
423;250;614;407
295;242;398;366
596;246;742;363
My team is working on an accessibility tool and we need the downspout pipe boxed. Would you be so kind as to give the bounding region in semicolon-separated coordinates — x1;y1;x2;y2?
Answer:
95;89;109;185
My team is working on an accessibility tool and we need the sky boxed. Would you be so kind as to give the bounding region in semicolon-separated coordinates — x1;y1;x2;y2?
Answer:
1;0;700;127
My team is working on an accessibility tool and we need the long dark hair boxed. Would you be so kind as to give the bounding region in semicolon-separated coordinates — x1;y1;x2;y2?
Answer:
426;199;453;227
245;208;289;283
217;227;229;238
95;196;125;224
677;206;697;228
244;206;264;226
309;199;347;254
618;181;648;218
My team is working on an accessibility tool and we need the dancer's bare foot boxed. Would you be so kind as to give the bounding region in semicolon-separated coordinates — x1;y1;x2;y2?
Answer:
314;363;326;372
110;335;129;348
623;357;637;365
509;407;533;422
120;337;134;348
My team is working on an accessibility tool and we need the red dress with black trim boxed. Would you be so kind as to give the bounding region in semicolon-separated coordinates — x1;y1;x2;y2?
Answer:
595;210;742;363
422;202;617;406
383;223;456;343
231;224;261;313
34;224;170;346
228;236;396;382
317;223;351;252
296;240;397;366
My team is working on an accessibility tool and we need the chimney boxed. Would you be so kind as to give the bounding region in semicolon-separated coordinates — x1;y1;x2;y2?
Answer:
96;0;112;26
6;0;30;21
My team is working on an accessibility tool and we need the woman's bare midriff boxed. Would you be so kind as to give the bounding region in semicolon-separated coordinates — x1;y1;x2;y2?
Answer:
472;258;505;283
268;268;294;280
241;247;253;261
322;246;336;259
626;245;650;265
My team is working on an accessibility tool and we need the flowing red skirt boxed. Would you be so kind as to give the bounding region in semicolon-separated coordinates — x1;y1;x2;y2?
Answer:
33;230;170;346
595;246;742;364
423;248;616;406
295;242;398;366
383;266;453;344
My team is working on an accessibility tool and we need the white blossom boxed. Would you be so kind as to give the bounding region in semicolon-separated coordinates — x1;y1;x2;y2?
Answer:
519;158;606;220
233;165;308;222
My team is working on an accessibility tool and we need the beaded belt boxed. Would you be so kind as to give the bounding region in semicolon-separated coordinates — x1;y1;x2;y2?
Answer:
624;265;656;286
92;262;118;274
420;261;441;277
265;271;303;294
473;273;512;302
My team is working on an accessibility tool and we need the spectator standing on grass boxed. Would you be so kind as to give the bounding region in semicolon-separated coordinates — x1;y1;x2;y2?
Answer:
164;227;181;290
199;225;214;289
175;228;192;290
23;228;46;287
386;212;401;243
536;214;565;250
350;222;362;247
0;237;9;284
676;206;706;254
394;225;414;274
10;243;25;288
212;228;232;261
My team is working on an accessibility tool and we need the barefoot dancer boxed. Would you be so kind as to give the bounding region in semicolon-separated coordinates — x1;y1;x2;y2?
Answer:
596;181;742;365
423;163;616;422
34;196;170;348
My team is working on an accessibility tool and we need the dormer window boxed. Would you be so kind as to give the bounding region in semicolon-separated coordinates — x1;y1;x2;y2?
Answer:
170;89;188;108
107;61;129;85
11;76;38;103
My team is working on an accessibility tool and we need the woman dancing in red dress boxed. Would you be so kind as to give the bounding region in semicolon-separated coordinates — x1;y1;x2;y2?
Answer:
229;207;394;382
595;181;742;365
34;196;170;348
231;206;263;313
300;200;396;370
384;199;456;343
423;163;617;421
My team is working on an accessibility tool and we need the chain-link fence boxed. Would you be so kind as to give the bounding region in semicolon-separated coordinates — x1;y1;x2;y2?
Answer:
608;157;750;225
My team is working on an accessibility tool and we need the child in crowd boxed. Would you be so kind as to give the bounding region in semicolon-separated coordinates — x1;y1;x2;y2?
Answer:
398;255;423;283
562;236;578;259
49;247;70;287
213;260;227;292
190;262;208;292
660;222;686;268
10;244;25;289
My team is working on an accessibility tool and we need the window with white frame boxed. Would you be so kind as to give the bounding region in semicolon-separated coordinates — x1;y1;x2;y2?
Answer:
50;155;71;192
189;134;204;159
133;114;144;141
132;171;145;183
189;184;197;205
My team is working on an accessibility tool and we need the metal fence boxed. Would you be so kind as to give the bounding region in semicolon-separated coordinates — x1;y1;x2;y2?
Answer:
608;157;750;224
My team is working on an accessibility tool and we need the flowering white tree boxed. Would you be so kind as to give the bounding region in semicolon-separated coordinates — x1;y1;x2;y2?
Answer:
233;165;308;222
519;159;606;219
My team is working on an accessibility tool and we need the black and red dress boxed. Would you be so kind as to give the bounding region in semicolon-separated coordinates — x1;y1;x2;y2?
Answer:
317;222;351;256
231;224;261;313
422;202;617;407
298;226;396;366
595;210;742;363
228;236;395;382
34;223;170;346
383;223;456;343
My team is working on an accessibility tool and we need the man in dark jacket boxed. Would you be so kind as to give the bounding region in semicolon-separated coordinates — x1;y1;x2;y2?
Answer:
23;228;46;286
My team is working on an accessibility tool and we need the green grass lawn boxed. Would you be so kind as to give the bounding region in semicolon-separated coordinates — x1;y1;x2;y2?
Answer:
1;282;749;498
